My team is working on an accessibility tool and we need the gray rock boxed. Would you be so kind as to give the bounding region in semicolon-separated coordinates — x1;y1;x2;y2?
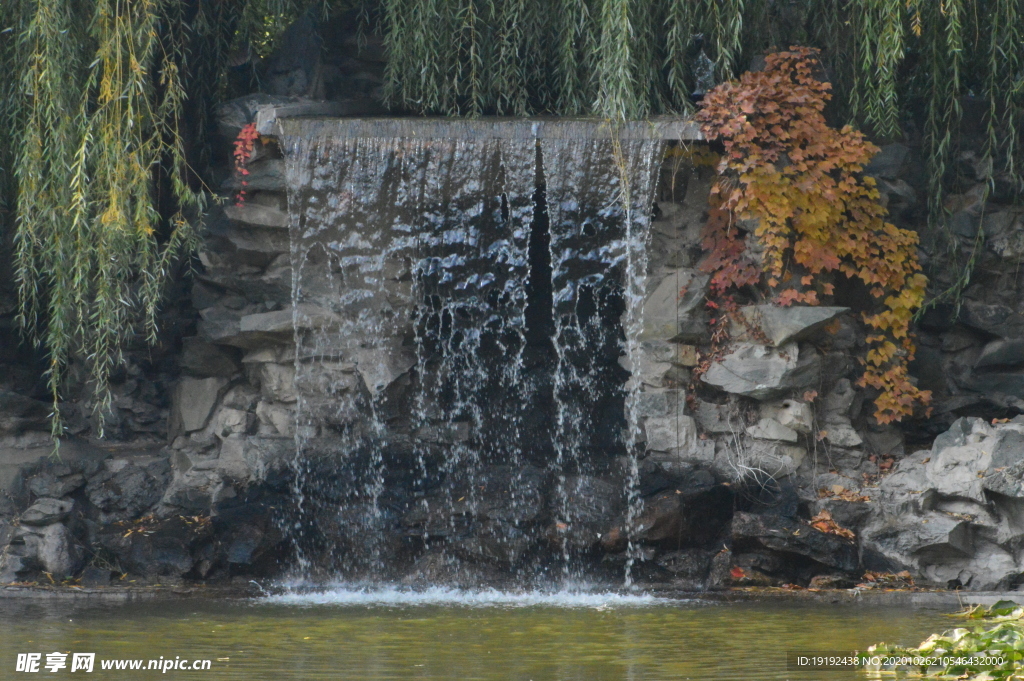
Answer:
256;401;294;436
0;553;30;583
35;523;77;577
221;159;285;192
644;414;698;453
201;304;340;349
737;305;848;347
21;498;74;526
701;342;820;400
224;203;288;228
349;344;416;397
808;498;872;531
26;471;85;498
169;377;229;438
0;519;13;548
822;420;863;448
639;268;709;341
180;337;242;378
215;93;294;138
714;438;806;481
693;400;743;434
988;213;1024;259
746;418;798;443
259;363;297;403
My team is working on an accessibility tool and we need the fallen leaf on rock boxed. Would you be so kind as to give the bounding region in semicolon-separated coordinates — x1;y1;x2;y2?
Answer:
809;510;856;540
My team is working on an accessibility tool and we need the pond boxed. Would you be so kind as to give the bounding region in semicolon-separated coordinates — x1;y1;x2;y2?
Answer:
0;589;955;680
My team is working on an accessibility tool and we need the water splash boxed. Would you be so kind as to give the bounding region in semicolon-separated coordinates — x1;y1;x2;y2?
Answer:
260;585;675;608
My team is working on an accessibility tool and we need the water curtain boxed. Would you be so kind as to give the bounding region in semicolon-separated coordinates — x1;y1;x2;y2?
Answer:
279;119;665;582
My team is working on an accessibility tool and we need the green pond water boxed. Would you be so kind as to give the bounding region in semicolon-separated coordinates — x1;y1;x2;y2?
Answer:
0;588;957;680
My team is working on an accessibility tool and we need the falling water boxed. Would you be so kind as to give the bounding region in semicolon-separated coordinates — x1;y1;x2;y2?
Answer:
541;136;662;581
279;119;664;584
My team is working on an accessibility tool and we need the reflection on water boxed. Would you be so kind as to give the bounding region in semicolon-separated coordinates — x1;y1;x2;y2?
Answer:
0;591;953;680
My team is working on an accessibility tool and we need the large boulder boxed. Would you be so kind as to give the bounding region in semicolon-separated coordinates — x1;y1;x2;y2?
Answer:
735;305;848;347
85;458;172;522
860;417;1024;588
168;377;229;439
701;342;820;400
731;511;858;572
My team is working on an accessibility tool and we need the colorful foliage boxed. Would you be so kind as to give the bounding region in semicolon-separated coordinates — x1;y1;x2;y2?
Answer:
695;47;930;424
232;123;259;206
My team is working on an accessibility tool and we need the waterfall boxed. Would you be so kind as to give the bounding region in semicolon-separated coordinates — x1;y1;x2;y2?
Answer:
280;121;664;584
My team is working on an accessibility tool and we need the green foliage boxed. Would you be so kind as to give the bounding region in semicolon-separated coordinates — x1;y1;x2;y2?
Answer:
0;0;335;437
867;601;1024;679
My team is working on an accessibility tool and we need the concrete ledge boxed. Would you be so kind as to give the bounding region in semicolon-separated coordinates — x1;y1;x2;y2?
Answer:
275;116;703;141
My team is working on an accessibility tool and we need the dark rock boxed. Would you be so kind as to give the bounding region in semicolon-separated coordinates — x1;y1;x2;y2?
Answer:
472;466;545;524
79;566;112;587
966;372;1024;402
808;498;872;531
85;459;171;520
226;524;265;565
554;476;625;552
808;573;855;589
864;143;909;179
180;338;242;378
656;548;716;580
706;547;733;589
264;13;323;98
730;511;858;572
0;392;50;434
96;515;209;578
734;551;783;574
976;339;1024;369
959;301;1024;339
452;523;532;567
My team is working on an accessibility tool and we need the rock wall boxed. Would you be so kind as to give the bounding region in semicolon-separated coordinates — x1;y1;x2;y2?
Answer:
3;13;1024;589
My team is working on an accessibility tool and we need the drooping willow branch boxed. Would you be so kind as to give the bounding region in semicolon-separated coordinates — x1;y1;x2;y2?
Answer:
1;0;1023;438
